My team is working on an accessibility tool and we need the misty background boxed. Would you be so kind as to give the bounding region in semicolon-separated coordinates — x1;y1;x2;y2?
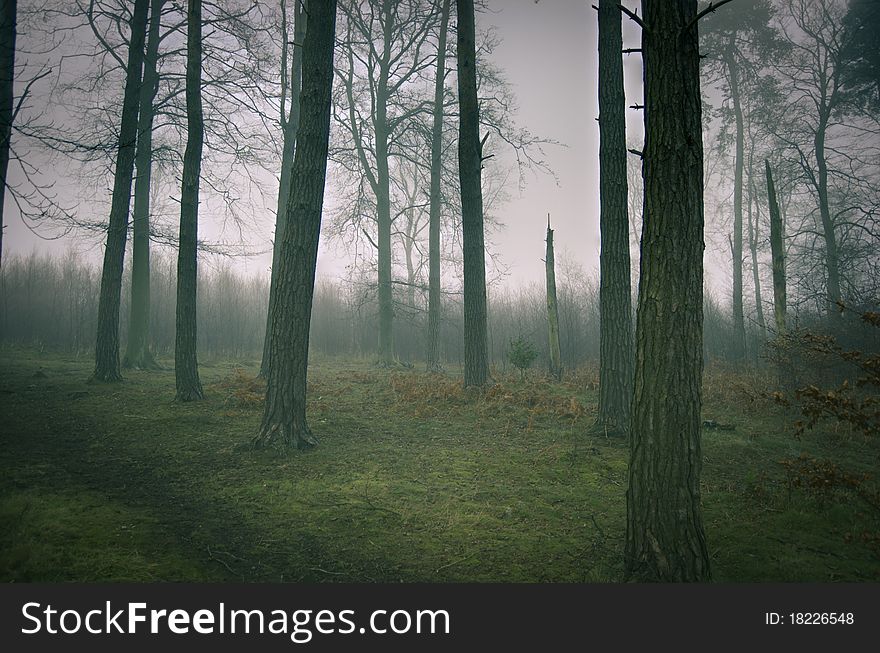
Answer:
1;0;877;366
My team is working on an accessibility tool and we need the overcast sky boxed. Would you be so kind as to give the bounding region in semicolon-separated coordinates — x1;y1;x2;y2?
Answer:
6;1;732;293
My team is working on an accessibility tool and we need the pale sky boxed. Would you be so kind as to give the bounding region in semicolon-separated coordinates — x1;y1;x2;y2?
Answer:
5;0;730;293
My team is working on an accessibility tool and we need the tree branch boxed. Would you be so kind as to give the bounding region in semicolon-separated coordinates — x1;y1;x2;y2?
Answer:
618;4;647;32
682;0;736;34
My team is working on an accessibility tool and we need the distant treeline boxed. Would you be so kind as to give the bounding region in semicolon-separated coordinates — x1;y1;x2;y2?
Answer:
0;250;825;368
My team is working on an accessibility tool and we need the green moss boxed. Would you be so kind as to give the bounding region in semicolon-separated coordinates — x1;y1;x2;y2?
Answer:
0;347;877;582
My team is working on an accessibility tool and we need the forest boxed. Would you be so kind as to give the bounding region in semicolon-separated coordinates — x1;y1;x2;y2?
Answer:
0;0;878;584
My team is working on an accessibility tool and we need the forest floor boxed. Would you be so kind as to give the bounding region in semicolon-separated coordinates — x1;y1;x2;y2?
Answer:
1;346;878;582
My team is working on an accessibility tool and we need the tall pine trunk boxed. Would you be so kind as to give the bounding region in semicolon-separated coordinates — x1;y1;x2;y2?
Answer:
124;0;165;370
596;0;633;432
426;0;450;372
0;0;16;270
725;43;745;359
92;0;150;382
174;0;204;401
625;0;711;582
765;160;786;335
545;216;562;381
457;0;489;388
260;0;306;378
254;0;337;450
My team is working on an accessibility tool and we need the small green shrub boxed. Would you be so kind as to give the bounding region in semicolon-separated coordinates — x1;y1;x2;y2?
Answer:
508;336;538;380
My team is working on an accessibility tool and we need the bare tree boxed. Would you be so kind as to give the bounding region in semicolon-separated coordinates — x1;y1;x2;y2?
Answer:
545;214;561;381
260;0;306;378
92;0;149;382
771;0;879;326
0;0;16;269
332;0;436;367
457;0;489;388
765;159;786;335
124;0;166;370
255;0;337;449
701;0;778;358
174;0;204;401
426;0;450;371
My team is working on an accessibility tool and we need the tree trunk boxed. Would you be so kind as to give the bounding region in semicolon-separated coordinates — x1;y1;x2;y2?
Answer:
724;43;746;360
375;9;394;367
457;0;489;388
747;174;765;335
596;0;633;432
403;207;416;309
92;0;150;382
765;160;786;335
254;0;336;450
260;0;306;378
545;216;562;381
123;0;165;370
625;0;711;582
814;118;842;326
427;0;450;372
174;0;204;401
0;0;16;270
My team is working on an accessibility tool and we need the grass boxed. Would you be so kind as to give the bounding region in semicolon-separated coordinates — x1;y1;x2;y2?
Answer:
1;346;878;582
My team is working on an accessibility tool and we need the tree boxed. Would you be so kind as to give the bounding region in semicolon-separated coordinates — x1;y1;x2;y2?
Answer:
0;0;16;269
842;0;880;110
745;169;766;335
595;0;632;432
260;0;307;378
772;0;872;327
702;0;777;359
508;335;537;381
174;0;204;402
765;159;786;335
457;0;489;388
545;215;562;381
333;0;436;367
426;0;450;372
18;0;280;263
254;0;337;449
625;0;714;582
123;0;166;370
92;0;150;382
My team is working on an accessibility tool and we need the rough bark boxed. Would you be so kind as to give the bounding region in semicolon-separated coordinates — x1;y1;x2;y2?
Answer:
254;0;337;450
426;0;450;372
725;41;746;359
0;0;16;270
123;0;165;370
765;160;786;335
457;0;489;388
596;0;633;432
625;0;711;582
174;0;204;401
545;216;562;381
92;0;150;382
260;0;306;378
